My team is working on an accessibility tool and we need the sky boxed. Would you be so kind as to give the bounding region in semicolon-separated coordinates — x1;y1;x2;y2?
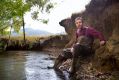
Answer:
24;0;91;34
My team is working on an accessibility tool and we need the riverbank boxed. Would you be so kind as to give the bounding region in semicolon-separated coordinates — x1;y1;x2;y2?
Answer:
44;47;116;80
0;34;68;51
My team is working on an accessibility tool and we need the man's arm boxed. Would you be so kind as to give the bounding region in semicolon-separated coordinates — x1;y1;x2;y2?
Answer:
88;27;106;46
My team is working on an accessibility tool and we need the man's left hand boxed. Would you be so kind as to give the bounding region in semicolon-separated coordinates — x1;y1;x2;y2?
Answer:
100;41;106;46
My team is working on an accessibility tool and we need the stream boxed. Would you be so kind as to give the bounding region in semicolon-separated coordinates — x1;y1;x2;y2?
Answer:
0;51;66;80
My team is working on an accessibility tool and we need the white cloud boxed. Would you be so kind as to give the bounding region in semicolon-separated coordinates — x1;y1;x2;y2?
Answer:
24;0;91;34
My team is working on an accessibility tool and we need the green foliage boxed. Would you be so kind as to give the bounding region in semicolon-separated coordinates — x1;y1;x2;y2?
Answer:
45;3;54;13
12;17;23;32
26;0;49;10
31;11;39;20
41;19;49;24
0;0;55;36
0;0;30;34
0;30;9;35
28;0;55;20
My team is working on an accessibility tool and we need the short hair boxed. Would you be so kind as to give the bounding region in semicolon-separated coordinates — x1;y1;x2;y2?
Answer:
75;17;83;22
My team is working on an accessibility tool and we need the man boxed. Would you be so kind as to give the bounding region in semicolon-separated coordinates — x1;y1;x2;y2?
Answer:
53;17;106;76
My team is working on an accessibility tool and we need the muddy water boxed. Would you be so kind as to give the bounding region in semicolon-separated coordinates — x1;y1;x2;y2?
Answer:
0;51;65;80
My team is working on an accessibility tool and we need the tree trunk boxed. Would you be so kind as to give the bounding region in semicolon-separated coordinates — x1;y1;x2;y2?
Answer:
22;15;26;44
8;25;12;41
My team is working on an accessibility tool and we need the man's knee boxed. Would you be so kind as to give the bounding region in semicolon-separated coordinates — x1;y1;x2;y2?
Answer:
74;43;83;47
61;49;73;59
73;44;83;58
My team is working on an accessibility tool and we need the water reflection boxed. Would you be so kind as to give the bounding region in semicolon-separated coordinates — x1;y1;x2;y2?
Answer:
0;51;64;80
0;51;26;80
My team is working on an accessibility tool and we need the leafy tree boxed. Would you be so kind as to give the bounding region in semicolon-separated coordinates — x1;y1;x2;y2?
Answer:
0;0;55;43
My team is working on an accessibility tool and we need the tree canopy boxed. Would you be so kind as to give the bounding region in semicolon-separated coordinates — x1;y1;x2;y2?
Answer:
0;0;54;35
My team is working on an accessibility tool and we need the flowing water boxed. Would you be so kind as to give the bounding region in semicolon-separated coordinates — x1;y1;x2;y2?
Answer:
0;51;65;80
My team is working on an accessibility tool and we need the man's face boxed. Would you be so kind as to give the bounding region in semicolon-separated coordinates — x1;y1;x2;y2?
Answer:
75;19;83;29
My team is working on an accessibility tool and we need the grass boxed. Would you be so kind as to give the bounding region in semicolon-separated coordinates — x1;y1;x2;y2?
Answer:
1;35;48;42
0;34;68;50
1;34;67;43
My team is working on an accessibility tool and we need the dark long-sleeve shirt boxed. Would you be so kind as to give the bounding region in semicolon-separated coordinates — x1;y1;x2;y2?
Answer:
76;26;105;45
